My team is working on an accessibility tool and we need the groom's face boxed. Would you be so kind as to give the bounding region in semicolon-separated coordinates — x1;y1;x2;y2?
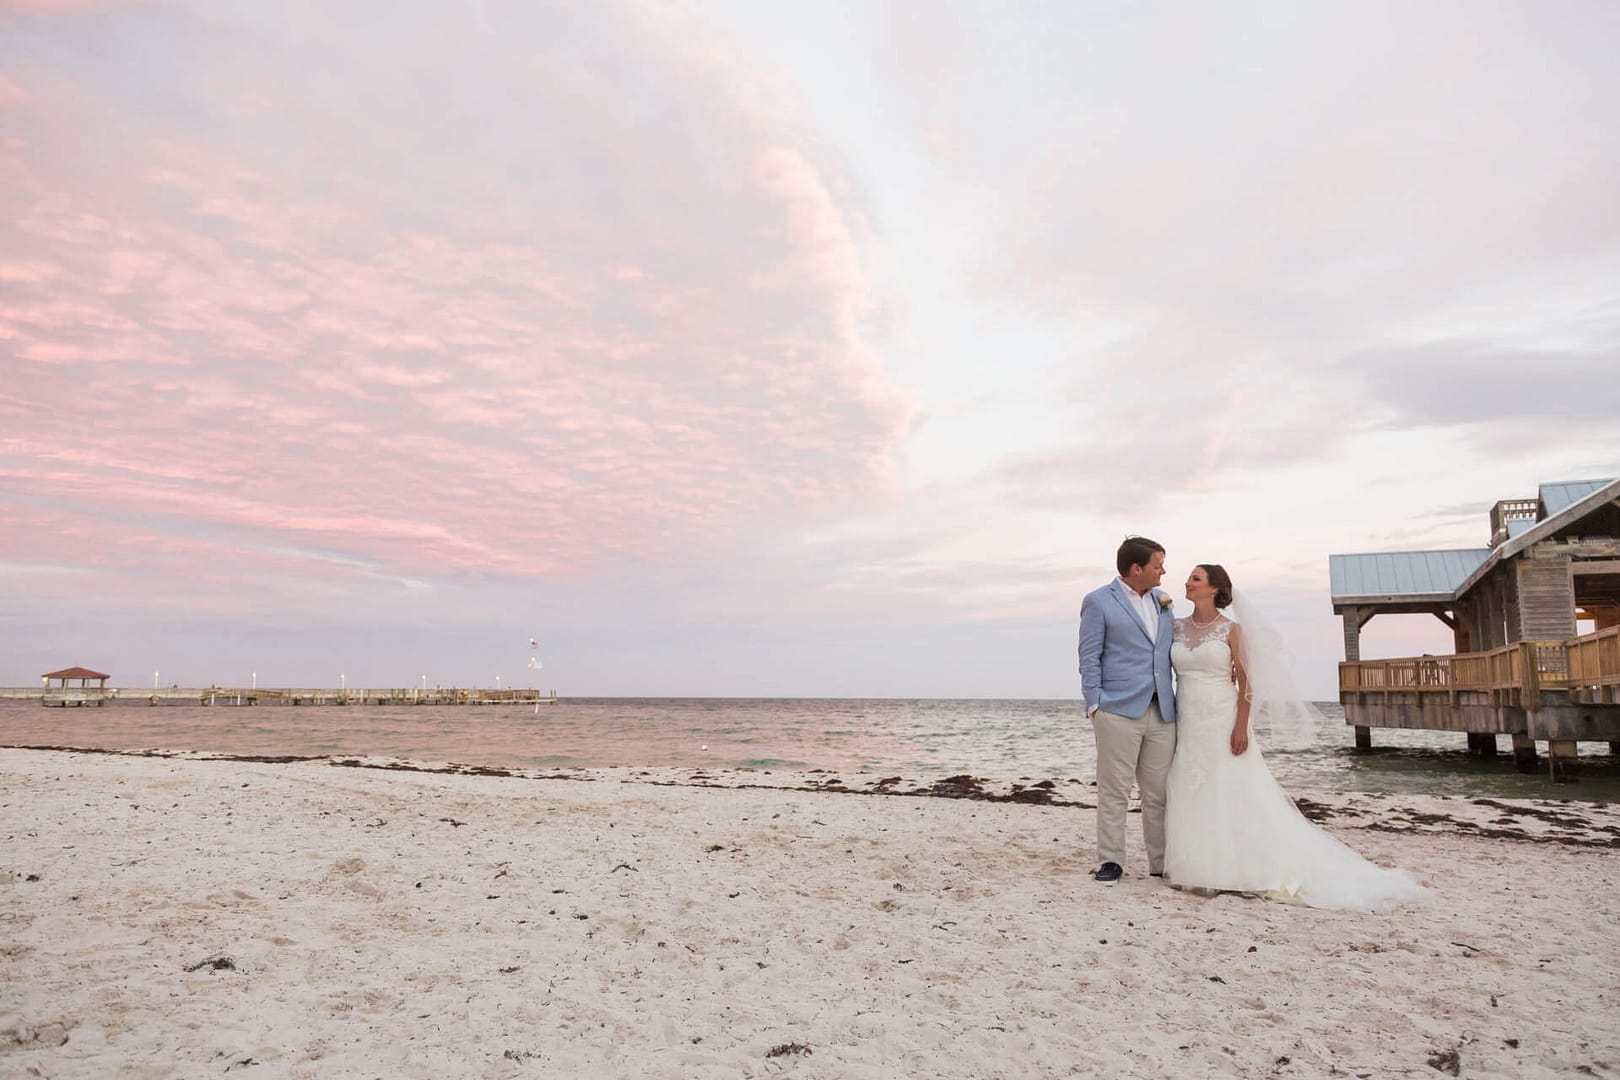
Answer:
1128;551;1166;592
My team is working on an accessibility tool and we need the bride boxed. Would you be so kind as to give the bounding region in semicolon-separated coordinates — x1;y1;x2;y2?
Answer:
1163;564;1428;911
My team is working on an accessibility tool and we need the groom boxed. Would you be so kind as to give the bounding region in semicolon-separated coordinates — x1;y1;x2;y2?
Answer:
1077;536;1177;884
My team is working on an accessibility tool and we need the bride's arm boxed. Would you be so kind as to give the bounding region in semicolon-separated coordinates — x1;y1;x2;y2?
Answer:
1229;623;1251;756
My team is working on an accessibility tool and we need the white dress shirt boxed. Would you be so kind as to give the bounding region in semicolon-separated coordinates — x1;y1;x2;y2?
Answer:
1119;577;1159;642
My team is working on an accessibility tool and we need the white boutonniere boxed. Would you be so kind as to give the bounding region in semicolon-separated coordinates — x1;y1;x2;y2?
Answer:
1156;593;1174;612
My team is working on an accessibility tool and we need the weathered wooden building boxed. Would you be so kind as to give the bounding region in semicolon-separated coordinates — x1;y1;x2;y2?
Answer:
1331;478;1620;781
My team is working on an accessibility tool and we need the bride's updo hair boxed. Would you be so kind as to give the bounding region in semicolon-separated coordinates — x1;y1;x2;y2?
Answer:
1198;563;1234;609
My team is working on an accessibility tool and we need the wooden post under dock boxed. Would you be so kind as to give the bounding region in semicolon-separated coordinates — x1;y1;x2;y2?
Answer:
1331;477;1620;784
1512;733;1540;773
1548;740;1581;784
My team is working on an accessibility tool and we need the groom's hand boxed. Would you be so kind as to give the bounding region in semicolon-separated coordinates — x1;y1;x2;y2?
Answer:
1230;726;1249;756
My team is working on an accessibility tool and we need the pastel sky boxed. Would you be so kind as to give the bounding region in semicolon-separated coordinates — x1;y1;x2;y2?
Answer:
3;1;1618;697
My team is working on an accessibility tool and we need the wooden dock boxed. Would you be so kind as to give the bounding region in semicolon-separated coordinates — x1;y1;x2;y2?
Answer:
1340;629;1620;776
1332;477;1620;781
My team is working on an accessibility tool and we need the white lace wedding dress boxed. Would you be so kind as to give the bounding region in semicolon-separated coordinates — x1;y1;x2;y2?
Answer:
1163;616;1428;911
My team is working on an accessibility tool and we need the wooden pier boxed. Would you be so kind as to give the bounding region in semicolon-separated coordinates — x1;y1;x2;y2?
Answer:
14;685;559;707
151;686;560;707
1332;477;1620;781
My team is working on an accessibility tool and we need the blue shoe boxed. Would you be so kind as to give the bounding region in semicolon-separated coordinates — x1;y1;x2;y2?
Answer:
1093;862;1123;883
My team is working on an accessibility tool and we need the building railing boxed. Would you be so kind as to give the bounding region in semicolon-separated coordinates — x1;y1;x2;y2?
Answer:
1567;626;1620;695
1339;627;1618;702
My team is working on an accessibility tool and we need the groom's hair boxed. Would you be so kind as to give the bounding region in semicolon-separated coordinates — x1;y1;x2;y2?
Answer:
1115;536;1165;576
1199;563;1234;608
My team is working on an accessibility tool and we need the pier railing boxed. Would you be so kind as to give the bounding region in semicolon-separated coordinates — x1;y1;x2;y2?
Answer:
1339;627;1619;704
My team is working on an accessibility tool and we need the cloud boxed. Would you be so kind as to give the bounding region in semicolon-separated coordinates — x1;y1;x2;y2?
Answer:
1341;342;1620;433
0;4;914;607
988;5;1620;319
0;0;135;13
917;2;1620;512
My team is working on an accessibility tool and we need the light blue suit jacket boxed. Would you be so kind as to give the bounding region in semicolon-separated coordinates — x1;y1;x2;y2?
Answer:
1078;579;1177;723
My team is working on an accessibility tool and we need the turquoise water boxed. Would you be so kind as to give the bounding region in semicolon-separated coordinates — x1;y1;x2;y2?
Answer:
2;698;1615;801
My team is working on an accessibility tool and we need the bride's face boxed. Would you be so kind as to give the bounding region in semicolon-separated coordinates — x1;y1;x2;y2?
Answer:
1184;567;1214;603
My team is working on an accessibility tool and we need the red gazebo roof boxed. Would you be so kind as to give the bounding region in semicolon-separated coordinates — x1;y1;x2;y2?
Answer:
42;666;110;679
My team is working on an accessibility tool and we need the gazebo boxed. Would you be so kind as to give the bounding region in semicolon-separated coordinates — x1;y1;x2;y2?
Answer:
41;666;112;707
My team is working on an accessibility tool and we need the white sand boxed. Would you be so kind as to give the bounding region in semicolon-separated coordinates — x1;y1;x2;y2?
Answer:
2;748;1617;1079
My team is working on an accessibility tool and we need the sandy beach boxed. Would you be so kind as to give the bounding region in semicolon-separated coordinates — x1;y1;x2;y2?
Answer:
2;748;1617;1079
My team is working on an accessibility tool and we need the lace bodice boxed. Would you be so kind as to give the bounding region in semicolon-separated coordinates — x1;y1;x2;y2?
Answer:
1172;615;1231;667
1174;615;1233;652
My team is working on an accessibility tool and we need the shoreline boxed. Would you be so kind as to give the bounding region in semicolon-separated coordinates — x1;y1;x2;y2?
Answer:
3;747;1618;1078
6;695;1620;808
5;743;1618;849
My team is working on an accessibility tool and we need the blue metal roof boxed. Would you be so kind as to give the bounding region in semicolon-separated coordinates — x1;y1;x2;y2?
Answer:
1331;477;1618;606
1329;549;1491;601
1540;478;1616;517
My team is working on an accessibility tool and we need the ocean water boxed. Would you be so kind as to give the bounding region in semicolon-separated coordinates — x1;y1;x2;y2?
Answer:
2;698;1616;801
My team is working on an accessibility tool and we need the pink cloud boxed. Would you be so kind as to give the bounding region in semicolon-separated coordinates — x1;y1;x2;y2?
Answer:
0;0;122;12
0;5;914;613
0;259;59;283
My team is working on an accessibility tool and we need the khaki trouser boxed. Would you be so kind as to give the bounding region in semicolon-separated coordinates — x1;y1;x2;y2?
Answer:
1092;701;1176;872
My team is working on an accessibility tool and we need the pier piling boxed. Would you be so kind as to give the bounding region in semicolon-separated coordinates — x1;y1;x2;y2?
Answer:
1548;739;1580;783
1512;734;1539;773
